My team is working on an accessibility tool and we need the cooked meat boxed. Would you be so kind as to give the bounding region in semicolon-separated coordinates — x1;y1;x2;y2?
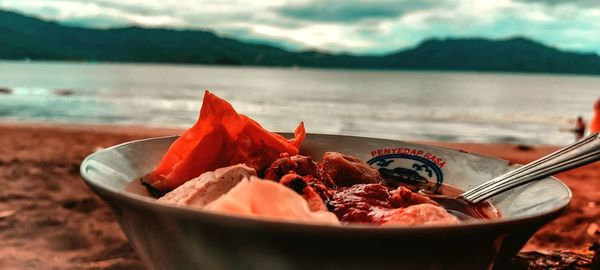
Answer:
329;184;393;224
290;155;333;186
157;153;464;226
264;154;334;186
280;173;328;212
389;186;439;208
328;183;457;225
263;153;298;181
321;152;384;186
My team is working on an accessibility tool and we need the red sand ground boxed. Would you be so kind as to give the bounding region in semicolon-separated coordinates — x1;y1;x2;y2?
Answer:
0;123;597;269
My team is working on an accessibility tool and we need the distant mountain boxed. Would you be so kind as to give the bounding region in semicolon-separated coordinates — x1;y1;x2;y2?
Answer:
382;38;600;74
2;10;600;75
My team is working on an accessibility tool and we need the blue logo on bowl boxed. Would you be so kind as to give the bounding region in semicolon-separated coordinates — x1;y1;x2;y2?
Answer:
367;148;445;191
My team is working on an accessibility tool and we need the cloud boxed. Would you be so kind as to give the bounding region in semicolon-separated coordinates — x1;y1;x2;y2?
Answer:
0;0;599;55
516;0;600;7
362;0;600;54
274;0;439;23
88;0;158;16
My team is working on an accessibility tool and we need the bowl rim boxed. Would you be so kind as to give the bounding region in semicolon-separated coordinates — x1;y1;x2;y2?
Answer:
81;134;572;234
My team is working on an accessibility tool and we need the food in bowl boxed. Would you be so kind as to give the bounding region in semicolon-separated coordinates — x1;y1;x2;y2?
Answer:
143;91;499;226
81;114;571;269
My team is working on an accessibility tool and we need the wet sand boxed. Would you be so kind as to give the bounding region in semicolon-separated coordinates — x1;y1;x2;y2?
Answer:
0;122;597;269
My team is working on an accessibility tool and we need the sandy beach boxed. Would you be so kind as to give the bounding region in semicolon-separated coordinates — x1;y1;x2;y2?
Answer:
0;122;598;269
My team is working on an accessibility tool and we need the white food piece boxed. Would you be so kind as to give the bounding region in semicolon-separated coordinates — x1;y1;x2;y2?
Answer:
206;176;339;225
158;164;256;208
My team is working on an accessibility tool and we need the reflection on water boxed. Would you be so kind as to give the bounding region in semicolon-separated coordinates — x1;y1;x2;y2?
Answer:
1;61;599;145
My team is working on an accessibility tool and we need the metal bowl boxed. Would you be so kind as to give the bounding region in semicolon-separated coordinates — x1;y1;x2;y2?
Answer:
80;134;571;270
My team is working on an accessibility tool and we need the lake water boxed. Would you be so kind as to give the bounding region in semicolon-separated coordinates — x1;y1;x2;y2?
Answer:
1;61;598;145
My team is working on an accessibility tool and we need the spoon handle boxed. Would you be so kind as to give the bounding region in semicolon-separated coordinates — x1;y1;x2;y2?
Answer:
461;132;600;203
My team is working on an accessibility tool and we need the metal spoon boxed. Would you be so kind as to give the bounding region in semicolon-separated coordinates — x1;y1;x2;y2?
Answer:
426;132;600;211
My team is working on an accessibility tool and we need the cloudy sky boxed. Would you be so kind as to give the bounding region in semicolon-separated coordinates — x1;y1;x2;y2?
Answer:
1;0;599;55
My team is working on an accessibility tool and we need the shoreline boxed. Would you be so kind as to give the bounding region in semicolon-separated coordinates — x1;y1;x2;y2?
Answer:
0;120;184;137
0;122;597;269
0;119;563;149
3;59;600;79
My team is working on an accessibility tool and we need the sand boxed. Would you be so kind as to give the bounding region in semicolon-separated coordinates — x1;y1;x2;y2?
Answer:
0;122;598;269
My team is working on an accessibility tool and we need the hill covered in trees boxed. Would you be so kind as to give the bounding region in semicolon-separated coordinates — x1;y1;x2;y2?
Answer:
2;10;600;75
